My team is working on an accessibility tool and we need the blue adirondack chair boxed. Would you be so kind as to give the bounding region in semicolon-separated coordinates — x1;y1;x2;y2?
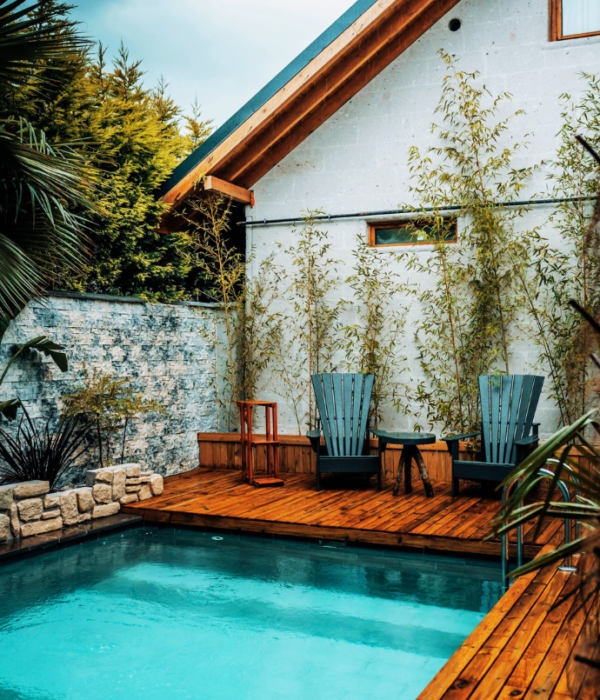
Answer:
444;375;544;496
307;373;382;491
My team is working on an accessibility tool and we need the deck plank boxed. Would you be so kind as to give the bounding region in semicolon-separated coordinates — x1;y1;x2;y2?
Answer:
124;469;556;558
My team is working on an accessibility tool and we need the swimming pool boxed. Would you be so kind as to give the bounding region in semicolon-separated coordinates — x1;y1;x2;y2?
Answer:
0;527;502;700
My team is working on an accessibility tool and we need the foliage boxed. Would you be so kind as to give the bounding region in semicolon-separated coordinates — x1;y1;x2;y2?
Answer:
342;236;409;427
180;194;281;429
0;404;88;489
275;212;345;433
184;97;213;154
0;0;98;321
54;44;205;302
404;52;537;434
3;1;214;303
0;334;68;421
235;256;283;407
62;368;165;468
526;74;600;426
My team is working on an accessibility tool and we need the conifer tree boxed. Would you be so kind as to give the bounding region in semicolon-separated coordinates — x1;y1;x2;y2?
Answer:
16;3;214;303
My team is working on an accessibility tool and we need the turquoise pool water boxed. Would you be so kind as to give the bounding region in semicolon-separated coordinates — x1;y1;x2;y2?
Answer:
0;528;502;700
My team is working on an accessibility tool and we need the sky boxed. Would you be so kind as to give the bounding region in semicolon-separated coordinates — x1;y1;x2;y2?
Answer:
70;0;358;129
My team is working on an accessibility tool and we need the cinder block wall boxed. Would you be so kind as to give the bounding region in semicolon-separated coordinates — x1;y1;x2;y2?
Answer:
246;0;600;434
0;293;218;485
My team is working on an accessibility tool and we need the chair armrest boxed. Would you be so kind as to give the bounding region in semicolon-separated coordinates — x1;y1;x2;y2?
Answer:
442;431;481;443
515;435;539;447
306;430;321;455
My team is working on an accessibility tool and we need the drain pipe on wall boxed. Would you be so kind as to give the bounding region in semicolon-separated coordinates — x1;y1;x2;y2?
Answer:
238;196;595;228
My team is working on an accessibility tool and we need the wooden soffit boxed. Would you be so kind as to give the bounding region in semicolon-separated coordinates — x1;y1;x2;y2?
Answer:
160;0;462;215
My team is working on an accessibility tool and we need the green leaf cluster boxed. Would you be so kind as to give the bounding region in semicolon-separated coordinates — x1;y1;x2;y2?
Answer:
0;334;68;421
403;52;540;434
62;367;166;468
0;0;98;320
4;1;213;303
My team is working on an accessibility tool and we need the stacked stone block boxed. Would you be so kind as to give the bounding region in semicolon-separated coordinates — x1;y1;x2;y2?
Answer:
0;293;217;485
0;463;164;543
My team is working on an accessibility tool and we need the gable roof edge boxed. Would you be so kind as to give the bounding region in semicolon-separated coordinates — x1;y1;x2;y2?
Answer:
157;0;382;200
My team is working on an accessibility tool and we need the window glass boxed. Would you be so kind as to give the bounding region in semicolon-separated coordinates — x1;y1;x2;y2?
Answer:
372;219;456;246
562;0;600;37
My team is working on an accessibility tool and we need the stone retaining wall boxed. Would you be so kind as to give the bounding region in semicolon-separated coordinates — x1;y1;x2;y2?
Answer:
1;292;218;485
0;463;163;542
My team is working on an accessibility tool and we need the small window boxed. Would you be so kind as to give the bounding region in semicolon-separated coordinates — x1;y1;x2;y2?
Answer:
550;0;600;41
368;218;457;248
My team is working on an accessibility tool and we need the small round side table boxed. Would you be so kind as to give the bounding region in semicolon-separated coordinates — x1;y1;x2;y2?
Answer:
375;431;436;498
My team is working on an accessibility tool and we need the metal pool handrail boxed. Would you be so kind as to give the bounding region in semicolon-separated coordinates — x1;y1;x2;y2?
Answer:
501;467;576;589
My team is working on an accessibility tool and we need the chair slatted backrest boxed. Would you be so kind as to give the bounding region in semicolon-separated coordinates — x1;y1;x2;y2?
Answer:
479;375;544;465
311;373;374;457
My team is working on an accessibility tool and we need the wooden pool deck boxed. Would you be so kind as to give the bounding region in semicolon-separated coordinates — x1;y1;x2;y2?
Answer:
122;468;563;557
122;468;598;699
420;549;598;700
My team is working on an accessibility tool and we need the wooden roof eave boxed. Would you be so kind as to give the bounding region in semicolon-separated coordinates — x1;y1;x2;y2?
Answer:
160;0;462;218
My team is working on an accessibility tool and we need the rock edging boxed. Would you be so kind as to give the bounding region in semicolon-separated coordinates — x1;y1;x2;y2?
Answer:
0;464;163;542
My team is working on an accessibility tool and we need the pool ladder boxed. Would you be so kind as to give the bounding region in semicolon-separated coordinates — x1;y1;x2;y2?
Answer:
501;466;578;589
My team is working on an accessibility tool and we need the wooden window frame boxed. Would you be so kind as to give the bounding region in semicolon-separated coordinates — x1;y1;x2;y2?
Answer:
549;0;600;41
367;218;458;248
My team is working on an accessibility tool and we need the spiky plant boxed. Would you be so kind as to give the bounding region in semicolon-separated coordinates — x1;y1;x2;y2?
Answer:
0;0;97;321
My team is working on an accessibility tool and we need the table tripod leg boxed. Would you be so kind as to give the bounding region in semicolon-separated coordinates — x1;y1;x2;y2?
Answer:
393;448;409;497
414;448;434;498
404;446;413;494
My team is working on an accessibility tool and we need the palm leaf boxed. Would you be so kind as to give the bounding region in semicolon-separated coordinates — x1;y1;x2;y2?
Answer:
0;119;98;317
0;0;90;91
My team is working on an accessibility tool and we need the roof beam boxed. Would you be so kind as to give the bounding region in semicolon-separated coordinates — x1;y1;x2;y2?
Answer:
204;176;255;206
219;0;446;185
160;0;399;207
160;0;462;212
234;0;461;187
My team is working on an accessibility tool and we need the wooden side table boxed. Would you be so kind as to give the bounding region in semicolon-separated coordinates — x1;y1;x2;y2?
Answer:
237;401;283;488
373;431;436;498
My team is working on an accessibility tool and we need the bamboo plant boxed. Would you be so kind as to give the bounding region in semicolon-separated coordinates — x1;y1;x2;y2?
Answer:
404;51;537;434
275;211;345;433
180;192;282;430
525;74;600;426
342;235;409;428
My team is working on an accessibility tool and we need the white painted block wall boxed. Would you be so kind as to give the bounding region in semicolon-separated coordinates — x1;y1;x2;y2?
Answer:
246;0;600;435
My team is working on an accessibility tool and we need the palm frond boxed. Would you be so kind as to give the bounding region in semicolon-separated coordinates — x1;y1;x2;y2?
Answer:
0;118;98;317
0;0;90;91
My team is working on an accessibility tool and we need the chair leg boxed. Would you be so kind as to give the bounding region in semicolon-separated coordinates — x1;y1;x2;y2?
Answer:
377;466;382;491
452;477;460;497
316;469;320;492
